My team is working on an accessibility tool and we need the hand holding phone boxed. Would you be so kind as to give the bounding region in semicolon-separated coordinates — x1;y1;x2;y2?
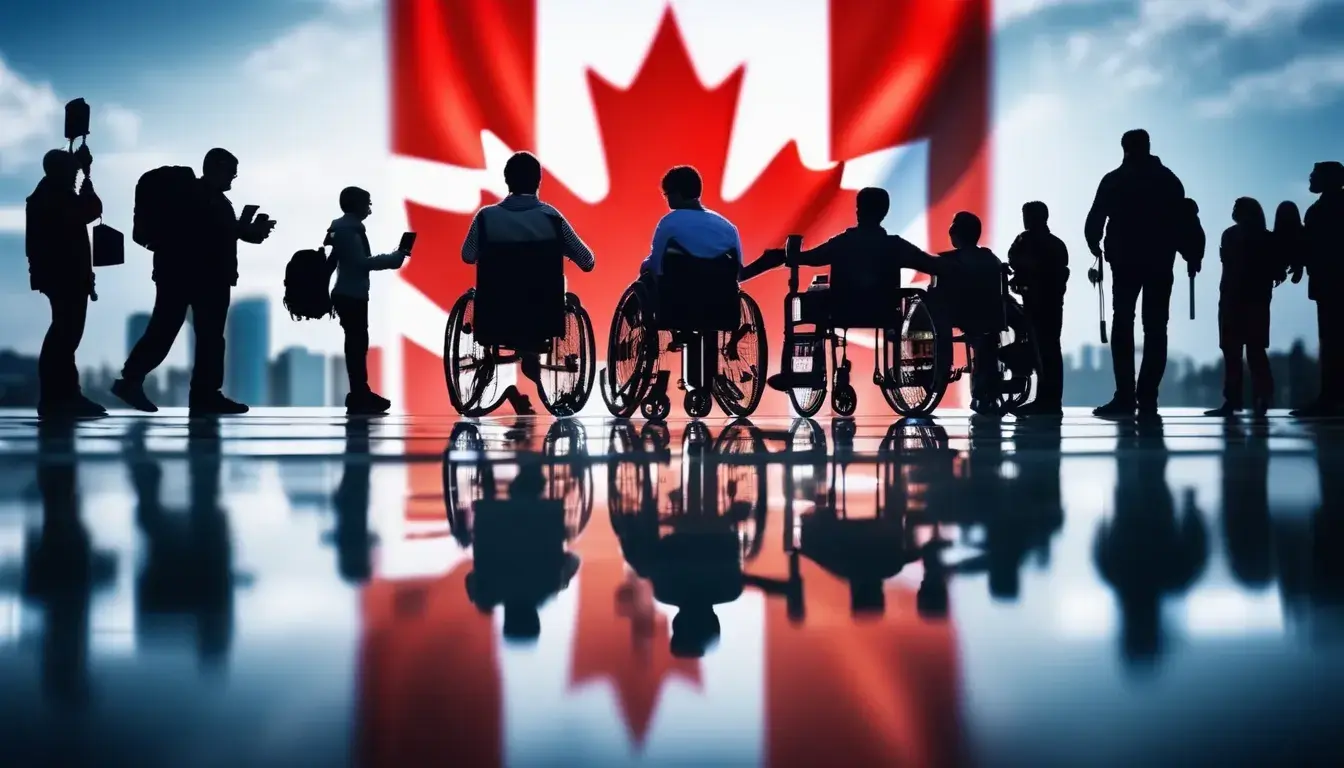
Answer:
398;231;417;255
240;205;260;225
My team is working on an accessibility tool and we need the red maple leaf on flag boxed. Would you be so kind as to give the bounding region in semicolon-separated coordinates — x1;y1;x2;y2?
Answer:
400;10;856;414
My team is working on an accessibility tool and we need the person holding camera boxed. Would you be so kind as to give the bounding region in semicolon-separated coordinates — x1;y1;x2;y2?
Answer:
25;146;105;419
114;148;275;415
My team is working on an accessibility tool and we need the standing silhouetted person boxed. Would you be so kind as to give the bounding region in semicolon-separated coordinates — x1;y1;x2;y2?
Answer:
1008;201;1069;415
1292;161;1344;416
1085;129;1192;417
329;186;408;415
113;148;274;415
1207;198;1278;417
25;148;104;419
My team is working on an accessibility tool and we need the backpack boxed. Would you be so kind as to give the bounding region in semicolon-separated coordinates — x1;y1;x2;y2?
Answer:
283;245;338;321
132;165;198;250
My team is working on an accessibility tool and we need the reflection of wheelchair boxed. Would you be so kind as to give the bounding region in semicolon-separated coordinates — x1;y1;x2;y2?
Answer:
444;240;596;417
601;248;767;420
777;236;1040;417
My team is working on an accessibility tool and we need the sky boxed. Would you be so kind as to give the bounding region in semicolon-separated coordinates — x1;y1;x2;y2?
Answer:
1;0;1342;374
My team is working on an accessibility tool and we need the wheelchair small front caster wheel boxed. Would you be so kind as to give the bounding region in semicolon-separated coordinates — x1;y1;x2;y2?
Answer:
685;389;712;419
642;394;671;422
832;385;857;417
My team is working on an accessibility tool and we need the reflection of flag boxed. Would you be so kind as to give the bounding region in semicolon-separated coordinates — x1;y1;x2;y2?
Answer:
386;0;990;415
359;433;962;766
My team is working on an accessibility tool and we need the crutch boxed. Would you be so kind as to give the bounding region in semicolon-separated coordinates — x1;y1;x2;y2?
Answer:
1089;255;1108;344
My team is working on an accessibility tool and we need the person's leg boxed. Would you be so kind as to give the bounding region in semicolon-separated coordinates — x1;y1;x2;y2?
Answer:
1029;295;1065;409
1107;267;1142;407
189;284;232;400
1247;345;1273;409
39;293;86;406
335;297;370;395
970;334;1000;413
1220;343;1245;409
1135;267;1175;410
1322;299;1344;405
122;285;189;383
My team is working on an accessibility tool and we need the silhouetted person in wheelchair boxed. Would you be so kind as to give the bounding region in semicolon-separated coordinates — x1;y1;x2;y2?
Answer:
742;186;898;392
1084;129;1191;418
460;151;596;414
927;212;1008;416
640;165;744;283
1008;201;1069;416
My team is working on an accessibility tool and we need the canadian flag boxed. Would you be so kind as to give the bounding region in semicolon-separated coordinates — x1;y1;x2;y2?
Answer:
378;0;991;417
359;433;963;766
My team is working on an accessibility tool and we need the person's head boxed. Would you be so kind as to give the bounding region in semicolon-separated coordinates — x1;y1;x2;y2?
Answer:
339;186;373;219
1021;200;1049;232
42;149;79;187
1121;129;1151;159
202;148;239;191
1273;200;1303;232
661;165;702;208
1232;196;1267;231
855;186;890;226
1309;161;1344;194
503;151;542;195
948;211;982;249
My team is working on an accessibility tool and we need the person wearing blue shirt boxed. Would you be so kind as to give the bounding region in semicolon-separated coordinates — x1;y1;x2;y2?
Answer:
640;166;743;276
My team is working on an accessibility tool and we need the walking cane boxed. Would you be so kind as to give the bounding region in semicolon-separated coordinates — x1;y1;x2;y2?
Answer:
1089;255;1108;344
1188;268;1196;321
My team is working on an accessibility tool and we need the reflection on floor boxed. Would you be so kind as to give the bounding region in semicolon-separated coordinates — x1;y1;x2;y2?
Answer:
0;409;1342;767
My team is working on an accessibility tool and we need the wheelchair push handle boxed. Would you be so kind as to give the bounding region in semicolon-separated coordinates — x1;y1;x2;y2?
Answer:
785;234;803;293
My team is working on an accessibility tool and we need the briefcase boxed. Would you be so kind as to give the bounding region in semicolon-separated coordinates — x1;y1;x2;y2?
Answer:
92;222;124;267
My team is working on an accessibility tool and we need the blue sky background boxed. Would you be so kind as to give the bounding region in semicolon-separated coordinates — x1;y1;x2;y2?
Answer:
1;0;1342;372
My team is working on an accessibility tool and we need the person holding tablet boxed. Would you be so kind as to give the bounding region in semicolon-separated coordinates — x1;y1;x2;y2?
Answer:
329;186;410;415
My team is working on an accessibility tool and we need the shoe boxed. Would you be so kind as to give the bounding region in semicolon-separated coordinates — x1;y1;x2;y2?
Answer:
502;385;536;416
1093;398;1136;418
1136;403;1161;421
1290;401;1340;418
1203;402;1240;418
111;378;159;413
73;394;107;417
767;372;807;392
1018;402;1063;417
1252;396;1272;418
970;399;1002;418
189;391;249;415
346;391;390;415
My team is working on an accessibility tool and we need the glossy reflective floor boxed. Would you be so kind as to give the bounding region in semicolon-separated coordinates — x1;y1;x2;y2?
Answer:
1;409;1342;767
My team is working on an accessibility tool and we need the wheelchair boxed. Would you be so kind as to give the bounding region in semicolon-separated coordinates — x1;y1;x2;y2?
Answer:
443;240;596;417
777;236;1040;417
600;247;767;421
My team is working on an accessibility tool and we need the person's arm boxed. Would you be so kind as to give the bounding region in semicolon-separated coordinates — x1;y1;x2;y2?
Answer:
642;217;671;274
461;211;483;264
368;247;407;271
732;225;745;269
552;212;595;272
739;248;786;282
1007;233;1027;274
889;235;941;275
1084;176;1111;258
795;232;845;267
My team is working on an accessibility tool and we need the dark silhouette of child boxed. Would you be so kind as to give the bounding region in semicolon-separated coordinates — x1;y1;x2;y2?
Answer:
329;186;408;415
1207;197;1278;416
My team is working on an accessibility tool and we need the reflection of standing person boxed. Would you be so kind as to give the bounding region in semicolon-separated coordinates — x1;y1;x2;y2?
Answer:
113;148;275;415
1084;130;1191;418
1292;162;1344;416
1007;201;1069;416
26;148;105;418
1206;198;1277;417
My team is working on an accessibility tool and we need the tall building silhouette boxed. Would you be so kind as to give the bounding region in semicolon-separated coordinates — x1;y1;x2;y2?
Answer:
329;355;349;406
224;297;270;406
271;347;326;407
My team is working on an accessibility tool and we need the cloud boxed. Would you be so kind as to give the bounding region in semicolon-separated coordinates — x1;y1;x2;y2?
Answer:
0;53;62;174
1195;51;1344;116
0;206;21;233
995;0;1119;28
243;16;380;91
100;104;142;149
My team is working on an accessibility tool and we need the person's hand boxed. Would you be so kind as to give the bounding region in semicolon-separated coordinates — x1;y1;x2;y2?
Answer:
1087;267;1103;286
74;144;93;171
1187;258;1201;277
1088;242;1103;259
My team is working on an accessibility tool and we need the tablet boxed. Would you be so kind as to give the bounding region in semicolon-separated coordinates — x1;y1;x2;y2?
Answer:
399;231;417;253
240;205;260;224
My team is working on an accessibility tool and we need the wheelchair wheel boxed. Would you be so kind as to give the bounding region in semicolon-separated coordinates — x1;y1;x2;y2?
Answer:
442;422;487;548
602;283;657;418
998;299;1041;415
444;291;506;416
832;385;857;417
880;292;949;417
713;292;768;418
537;293;597;417
543;419;593;540
713;419;768;561
685;389;713;419
641;393;671;422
